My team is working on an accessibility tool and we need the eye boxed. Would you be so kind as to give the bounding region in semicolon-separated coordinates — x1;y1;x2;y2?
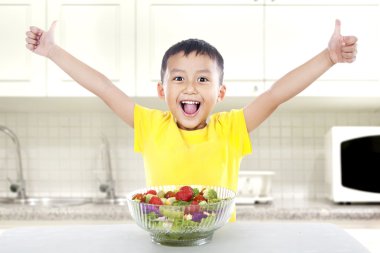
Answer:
197;77;208;82
173;76;184;81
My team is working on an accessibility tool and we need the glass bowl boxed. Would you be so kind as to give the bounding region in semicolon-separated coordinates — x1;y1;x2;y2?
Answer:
126;185;235;246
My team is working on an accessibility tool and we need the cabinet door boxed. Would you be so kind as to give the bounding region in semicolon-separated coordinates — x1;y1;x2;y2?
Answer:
265;5;380;97
265;0;379;5
0;0;45;96
136;0;264;97
47;0;135;97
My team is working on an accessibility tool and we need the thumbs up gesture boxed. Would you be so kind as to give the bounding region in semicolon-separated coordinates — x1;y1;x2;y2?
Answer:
25;21;57;57
328;19;357;64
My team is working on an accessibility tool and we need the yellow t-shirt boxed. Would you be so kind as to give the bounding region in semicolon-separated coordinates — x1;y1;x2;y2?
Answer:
134;104;252;221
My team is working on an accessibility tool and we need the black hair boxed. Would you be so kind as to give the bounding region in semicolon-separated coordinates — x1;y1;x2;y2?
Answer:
160;39;224;84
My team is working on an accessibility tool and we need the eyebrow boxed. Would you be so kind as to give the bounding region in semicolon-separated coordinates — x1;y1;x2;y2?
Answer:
170;68;185;74
170;68;212;74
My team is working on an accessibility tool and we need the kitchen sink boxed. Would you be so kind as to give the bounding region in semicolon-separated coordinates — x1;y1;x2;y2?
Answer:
0;197;91;207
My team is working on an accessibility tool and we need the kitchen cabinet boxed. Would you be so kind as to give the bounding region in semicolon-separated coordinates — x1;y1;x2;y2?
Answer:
0;0;136;98
264;0;378;5
0;0;378;101
264;2;380;97
136;0;265;97
136;0;380;98
46;0;135;97
0;0;46;96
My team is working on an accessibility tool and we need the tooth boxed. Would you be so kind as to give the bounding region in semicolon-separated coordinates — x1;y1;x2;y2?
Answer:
182;101;199;104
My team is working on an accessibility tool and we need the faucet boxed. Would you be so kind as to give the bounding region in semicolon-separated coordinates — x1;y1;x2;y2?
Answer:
98;135;116;200
0;125;27;200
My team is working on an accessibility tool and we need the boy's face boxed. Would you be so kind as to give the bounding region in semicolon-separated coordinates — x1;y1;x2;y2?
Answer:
157;51;226;130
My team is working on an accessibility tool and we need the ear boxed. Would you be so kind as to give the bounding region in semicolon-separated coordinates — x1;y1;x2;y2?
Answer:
157;81;165;99
217;84;226;102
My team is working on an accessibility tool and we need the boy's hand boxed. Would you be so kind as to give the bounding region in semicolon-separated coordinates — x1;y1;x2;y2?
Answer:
25;21;57;57
328;19;357;64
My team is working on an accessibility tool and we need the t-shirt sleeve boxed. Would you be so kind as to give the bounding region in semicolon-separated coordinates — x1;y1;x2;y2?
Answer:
214;109;252;156
134;104;159;153
134;104;167;153
134;104;146;153
230;109;252;156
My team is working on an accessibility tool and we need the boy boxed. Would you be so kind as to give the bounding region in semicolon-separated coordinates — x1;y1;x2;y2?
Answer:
25;20;357;218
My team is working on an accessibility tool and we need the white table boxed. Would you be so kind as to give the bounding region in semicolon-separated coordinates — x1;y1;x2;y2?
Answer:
0;222;370;253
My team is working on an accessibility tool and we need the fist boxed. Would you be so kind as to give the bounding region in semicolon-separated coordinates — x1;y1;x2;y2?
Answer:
328;19;358;64
25;21;57;57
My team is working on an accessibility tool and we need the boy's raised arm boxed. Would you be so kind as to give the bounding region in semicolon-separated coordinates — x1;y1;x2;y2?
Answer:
25;21;135;128
243;20;357;133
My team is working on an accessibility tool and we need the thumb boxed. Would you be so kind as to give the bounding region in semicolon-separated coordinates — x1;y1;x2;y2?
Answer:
333;19;341;36
48;20;58;33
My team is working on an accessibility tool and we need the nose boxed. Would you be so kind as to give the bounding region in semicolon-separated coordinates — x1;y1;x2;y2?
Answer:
184;81;197;94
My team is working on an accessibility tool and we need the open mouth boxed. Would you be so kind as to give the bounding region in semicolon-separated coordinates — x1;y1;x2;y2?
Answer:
180;100;201;116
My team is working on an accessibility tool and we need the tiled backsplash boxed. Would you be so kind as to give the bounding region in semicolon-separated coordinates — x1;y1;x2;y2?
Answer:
243;110;380;200
1;104;380;200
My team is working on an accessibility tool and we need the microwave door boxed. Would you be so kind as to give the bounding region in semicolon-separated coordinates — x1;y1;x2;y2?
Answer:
341;136;380;193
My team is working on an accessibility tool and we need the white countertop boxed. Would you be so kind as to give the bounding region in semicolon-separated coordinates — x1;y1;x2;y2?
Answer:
0;222;371;253
1;198;379;252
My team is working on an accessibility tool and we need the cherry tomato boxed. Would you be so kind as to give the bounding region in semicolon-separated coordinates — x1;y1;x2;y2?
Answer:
164;191;176;198
146;189;157;195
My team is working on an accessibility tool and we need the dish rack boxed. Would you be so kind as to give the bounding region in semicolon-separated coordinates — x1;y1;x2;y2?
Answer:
236;171;275;205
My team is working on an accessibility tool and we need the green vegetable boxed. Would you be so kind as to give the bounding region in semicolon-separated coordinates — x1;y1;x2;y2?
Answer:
159;206;184;219
207;198;221;203
192;188;200;197
145;194;154;203
146;212;161;230
157;190;165;198
172;218;198;232
199;200;207;206
172;200;190;206
203;189;217;200
146;211;158;220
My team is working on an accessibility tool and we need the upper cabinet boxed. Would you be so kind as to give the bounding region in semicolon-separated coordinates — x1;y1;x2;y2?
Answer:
264;1;380;97
136;0;379;98
264;0;378;4
46;0;135;97
0;0;379;100
0;0;45;96
136;0;265;97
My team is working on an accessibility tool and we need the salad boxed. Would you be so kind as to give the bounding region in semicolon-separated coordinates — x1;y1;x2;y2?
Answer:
131;185;229;234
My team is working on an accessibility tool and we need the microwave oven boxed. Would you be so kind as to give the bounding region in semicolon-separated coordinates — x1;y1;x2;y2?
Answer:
325;126;380;203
